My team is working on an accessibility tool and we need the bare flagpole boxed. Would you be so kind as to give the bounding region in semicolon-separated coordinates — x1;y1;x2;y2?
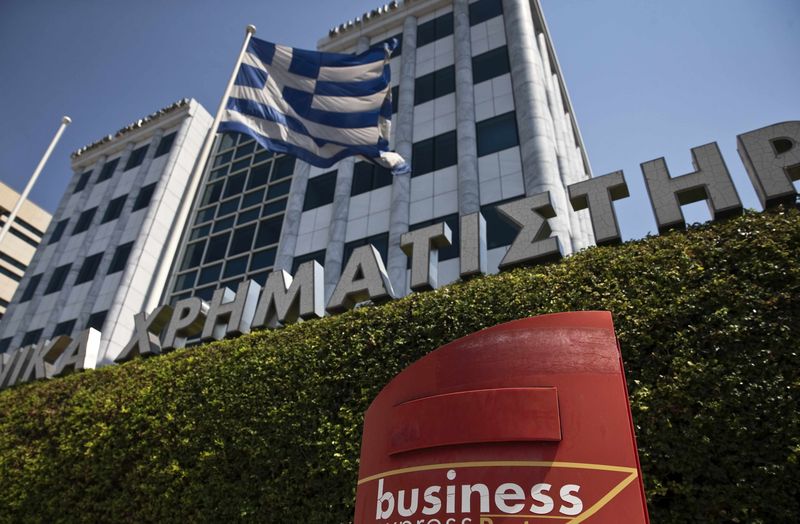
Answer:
0;116;71;245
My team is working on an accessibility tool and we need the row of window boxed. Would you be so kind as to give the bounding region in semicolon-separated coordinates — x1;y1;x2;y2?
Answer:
300;112;519;210
0;310;107;353
0;214;40;248
291;197;517;279
48;184;155;245
19;242;133;303
73;132;175;194
169;133;294;304
390;46;510;114
415;0;503;49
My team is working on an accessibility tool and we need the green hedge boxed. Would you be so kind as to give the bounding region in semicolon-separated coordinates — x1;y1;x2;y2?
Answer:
1;209;798;523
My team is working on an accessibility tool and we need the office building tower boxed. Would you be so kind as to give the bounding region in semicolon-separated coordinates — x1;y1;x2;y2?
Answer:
0;99;212;359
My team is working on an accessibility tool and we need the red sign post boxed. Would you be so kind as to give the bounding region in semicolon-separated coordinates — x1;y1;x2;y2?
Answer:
354;311;649;523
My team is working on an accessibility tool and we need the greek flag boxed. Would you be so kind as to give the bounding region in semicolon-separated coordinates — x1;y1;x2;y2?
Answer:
219;36;409;175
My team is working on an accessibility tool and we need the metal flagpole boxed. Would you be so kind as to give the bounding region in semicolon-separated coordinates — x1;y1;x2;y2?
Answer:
139;25;257;324
0;116;71;245
192;24;257;185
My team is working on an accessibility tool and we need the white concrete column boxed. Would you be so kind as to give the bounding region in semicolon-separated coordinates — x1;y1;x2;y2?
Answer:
323;157;356;301
502;0;572;255
536;32;584;252
320;36;372;301
274;160;311;272
454;0;480;215
386;16;418;295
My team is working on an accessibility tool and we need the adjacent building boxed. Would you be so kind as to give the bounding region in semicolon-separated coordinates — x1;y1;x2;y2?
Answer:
163;0;594;311
0;182;52;320
0;99;212;357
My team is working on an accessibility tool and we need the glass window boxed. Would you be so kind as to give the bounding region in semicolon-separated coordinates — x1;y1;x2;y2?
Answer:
108;242;134;274
44;264;71;294
73;171;92;193
133;183;156;211
235;141;256;159
96;158;119;183
417;12;453;47
198;263;223;286
237;208;260;225
217;197;240;217
255;216;283;248
194;286;216;302
303;171;337;210
469;0;503;25
214;151;233;168
291;249;325;274
219;133;237;151
155;132;177;158
72;207;97;235
408;214;459;264
21;329;43;347
196;206;216;224
202;182;224;206
211;166;228;180
224;172;247;198
48;219;69;244
174;271;197;292
272;156;295;181
102;195;127;223
472;46;510;84
212;216;235;233
352;162;393;196
250;248;276;271
344;233;389;267
125;145;149;171
253;150;273;164
476;112;519;156
52;319;76;338
231;158;250;173
223;255;249;279
86;310;108;331
263;198;287;216
0;337;12;354
75;253;104;284
415;65;455;105
181;241;206;271
481;199;519;249
229;224;256;256
242;189;265;209
190;225;211;241
247;163;271;190
204;233;230;263
20;274;42;302
412;130;457;177
267;179;292;200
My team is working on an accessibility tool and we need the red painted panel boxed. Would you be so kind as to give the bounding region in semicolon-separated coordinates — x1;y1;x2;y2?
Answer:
354;311;650;523
390;387;561;455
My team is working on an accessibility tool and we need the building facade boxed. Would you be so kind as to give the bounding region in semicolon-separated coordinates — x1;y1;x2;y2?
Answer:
1;0;595;365
0;99;212;358
163;0;594;312
0;182;52;321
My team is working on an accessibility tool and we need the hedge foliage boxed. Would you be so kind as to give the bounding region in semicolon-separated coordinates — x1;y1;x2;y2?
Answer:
0;209;798;523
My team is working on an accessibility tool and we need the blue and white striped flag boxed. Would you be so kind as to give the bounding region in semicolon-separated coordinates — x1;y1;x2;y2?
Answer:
219;36;409;175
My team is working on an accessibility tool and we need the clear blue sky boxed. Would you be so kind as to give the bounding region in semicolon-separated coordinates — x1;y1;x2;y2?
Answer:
1;0;797;240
